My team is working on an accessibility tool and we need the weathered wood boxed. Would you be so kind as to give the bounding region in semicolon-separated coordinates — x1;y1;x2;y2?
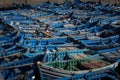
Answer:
41;31;54;38
0;63;34;70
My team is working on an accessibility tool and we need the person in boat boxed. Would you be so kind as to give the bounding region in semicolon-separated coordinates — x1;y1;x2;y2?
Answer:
45;24;50;33
44;24;54;38
35;28;40;37
52;49;57;61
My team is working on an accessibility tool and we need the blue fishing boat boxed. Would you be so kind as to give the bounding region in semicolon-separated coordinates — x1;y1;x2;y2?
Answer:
0;0;120;80
0;50;119;80
37;56;119;80
81;35;120;50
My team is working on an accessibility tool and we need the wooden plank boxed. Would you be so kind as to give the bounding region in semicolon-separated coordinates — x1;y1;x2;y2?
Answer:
0;63;34;70
42;31;54;38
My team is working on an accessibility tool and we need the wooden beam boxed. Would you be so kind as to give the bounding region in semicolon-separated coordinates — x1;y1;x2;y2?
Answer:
41;31;54;38
0;63;34;70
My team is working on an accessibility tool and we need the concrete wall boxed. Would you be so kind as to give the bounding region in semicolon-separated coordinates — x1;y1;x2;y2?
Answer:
0;0;120;7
